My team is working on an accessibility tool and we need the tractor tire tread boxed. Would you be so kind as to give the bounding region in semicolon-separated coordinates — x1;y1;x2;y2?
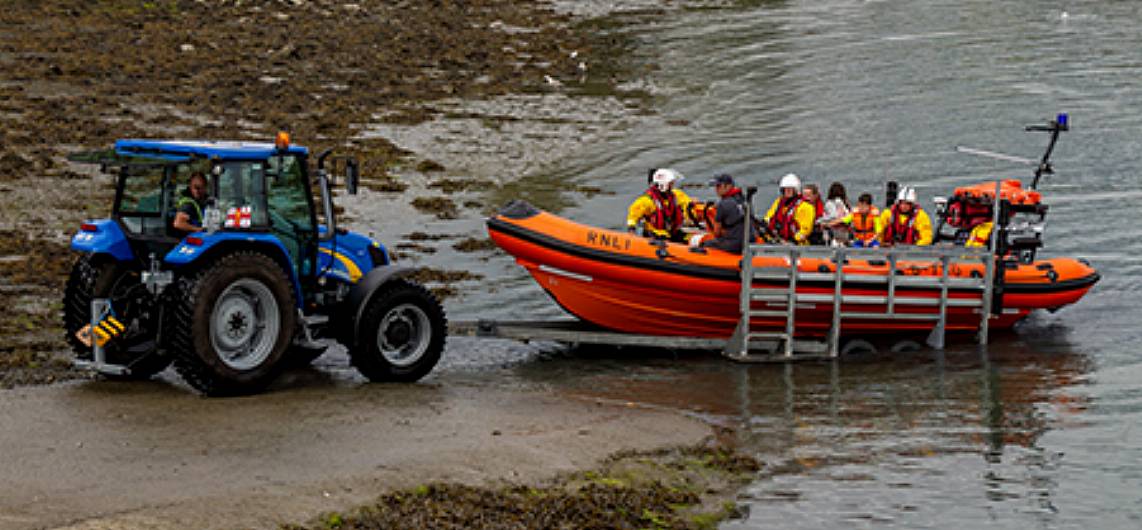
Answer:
168;251;295;396
350;279;446;383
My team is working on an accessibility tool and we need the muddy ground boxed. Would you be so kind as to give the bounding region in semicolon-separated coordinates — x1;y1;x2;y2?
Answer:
0;0;656;386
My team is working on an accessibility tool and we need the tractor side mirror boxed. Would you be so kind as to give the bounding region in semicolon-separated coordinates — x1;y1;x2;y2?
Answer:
346;159;359;195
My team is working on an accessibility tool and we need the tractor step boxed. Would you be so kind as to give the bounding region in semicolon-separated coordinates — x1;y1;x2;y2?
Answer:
74;359;131;376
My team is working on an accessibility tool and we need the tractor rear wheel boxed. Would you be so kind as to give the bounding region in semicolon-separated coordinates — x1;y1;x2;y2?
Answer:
62;255;170;379
168;252;295;396
350;279;445;383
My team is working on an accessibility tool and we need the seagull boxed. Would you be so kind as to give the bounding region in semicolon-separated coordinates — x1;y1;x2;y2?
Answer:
544;74;563;87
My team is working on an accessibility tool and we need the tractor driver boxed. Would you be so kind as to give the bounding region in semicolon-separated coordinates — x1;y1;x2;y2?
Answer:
173;172;209;235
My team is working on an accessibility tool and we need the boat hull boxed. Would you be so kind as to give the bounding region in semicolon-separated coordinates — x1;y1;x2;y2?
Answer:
488;203;1099;339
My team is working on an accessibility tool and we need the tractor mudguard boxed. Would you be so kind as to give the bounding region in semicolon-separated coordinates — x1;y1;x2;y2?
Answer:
343;264;416;342
164;233;304;307
70;220;134;261
316;228;389;282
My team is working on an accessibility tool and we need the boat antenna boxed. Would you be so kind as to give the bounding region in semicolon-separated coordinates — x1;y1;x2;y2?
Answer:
1025;113;1069;189
954;113;1069;190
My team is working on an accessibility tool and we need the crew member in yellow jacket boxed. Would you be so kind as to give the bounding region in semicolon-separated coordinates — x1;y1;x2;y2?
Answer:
626;168;696;242
763;173;815;245
964;221;993;248
877;186;932;246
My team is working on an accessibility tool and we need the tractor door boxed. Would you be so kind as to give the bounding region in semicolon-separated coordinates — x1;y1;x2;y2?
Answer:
264;154;318;286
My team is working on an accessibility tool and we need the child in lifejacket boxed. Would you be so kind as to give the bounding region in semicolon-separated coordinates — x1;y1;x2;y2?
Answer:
830;192;880;247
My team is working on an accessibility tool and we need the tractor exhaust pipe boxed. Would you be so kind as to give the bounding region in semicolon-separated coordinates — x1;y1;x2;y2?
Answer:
317;149;336;242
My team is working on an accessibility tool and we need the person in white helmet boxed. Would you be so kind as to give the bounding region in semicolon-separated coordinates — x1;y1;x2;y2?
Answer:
877;185;933;246
626;168;696;241
763;173;815;245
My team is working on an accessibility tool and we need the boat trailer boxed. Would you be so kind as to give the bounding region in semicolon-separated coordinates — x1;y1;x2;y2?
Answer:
451;239;1001;363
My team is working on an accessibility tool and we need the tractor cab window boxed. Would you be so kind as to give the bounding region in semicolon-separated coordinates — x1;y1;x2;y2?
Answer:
115;164;170;237
266;154;316;278
214;161;270;228
266;155;314;233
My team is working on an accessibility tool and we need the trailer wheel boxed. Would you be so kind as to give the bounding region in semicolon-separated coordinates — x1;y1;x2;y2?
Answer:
350;279;445;383
840;338;879;357
890;340;924;354
169;252;295;396
62;255;170;379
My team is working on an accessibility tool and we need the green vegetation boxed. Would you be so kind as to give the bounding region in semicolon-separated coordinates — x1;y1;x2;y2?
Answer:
283;444;760;530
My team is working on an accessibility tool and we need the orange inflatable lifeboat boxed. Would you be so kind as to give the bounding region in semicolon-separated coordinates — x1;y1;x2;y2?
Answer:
488;114;1099;340
487;201;1098;339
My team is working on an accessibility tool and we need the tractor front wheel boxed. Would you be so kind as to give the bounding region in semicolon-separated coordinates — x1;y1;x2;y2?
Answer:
350;280;445;383
169;252;296;396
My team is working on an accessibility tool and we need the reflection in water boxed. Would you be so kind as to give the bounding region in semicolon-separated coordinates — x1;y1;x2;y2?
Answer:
509;333;1091;528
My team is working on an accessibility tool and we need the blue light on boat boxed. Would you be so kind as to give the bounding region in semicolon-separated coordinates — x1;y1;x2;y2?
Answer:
1057;113;1068;128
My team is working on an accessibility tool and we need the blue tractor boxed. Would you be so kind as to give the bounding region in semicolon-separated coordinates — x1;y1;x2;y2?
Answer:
63;134;446;395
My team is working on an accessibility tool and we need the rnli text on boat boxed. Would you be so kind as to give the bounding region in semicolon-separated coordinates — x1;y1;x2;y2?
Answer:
586;230;632;251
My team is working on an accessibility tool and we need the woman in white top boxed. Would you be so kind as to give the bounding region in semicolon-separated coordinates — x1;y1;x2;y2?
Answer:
821;182;852;245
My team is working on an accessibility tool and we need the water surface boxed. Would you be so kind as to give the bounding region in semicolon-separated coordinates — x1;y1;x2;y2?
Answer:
450;0;1141;527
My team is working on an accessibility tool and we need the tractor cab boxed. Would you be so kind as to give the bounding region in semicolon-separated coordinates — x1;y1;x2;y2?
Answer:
71;135;370;300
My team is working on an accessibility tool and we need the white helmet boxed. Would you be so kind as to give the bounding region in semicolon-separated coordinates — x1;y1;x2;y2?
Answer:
779;173;801;190
652;168;683;192
897;186;917;203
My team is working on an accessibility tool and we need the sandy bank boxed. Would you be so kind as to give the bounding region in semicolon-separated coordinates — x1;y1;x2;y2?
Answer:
0;373;712;530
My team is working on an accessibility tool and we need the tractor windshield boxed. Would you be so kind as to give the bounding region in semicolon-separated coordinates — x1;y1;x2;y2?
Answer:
214;160;270;227
211;155;316;277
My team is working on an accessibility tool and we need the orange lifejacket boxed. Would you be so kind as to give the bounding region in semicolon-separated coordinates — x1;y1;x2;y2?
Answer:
883;205;919;245
851;210;878;243
688;201;717;231
644;186;683;234
769;196;804;241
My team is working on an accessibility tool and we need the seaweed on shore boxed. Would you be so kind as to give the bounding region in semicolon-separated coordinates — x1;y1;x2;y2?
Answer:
282;443;759;530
